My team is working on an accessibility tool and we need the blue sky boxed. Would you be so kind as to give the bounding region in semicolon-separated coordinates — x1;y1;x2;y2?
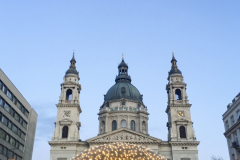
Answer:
1;1;240;159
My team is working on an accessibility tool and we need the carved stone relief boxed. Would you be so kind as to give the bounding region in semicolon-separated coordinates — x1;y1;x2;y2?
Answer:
92;132;154;142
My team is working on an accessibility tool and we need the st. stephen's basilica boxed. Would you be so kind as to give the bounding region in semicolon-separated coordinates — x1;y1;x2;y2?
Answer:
48;53;200;160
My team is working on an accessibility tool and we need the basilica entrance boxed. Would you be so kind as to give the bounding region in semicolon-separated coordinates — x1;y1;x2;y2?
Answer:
71;142;165;160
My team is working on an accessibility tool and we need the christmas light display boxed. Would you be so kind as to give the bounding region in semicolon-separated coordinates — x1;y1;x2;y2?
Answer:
71;142;166;160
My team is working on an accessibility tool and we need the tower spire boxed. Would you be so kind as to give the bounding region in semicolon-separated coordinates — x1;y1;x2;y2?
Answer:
70;52;76;69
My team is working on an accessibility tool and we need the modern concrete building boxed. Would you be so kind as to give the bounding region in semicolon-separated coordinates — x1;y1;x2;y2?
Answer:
49;53;199;160
0;69;38;160
223;92;240;160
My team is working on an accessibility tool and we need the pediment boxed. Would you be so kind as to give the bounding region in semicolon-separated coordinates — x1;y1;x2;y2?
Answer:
86;128;161;143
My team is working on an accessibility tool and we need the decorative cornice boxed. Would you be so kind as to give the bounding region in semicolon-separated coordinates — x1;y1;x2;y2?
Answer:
56;104;82;113
224;119;240;137
48;141;88;146
169;141;200;146
48;140;200;146
165;104;192;113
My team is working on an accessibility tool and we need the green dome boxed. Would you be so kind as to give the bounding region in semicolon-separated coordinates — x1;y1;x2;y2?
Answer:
66;68;78;75
104;81;142;102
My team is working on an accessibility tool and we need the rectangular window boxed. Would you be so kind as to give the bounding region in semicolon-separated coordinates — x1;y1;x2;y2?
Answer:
2;146;7;156
0;97;3;106
14;113;20;122
0;128;6;139
21;106;24;112
226;121;229;130
21;132;26;140
8;120;12;129
19;117;23;125
4;103;11;113
24;110;29;117
10;137;16;147
16;101;21;110
0;80;2;89
15;140;19;149
13;96;17;104
17;128;21;137
23;120;27;129
232;116;235;125
6;90;13;100
19;143;24;152
5;134;10;142
2;85;6;93
237;111;240;120
0;144;3;155
10;108;14;117
12;124;18;133
8;149;14;158
2;115;8;125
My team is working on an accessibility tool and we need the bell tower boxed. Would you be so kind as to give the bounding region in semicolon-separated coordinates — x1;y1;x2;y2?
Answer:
166;53;196;142
51;52;82;142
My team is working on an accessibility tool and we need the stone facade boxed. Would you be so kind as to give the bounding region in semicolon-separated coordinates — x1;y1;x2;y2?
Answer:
223;92;240;160
49;53;199;160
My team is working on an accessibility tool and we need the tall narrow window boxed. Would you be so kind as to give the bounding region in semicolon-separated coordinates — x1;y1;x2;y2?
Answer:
112;120;117;131
62;126;68;138
231;116;235;125
226;121;229;130
175;89;182;100
121;120;127;128
66;89;72;100
130;120;135;131
179;126;186;138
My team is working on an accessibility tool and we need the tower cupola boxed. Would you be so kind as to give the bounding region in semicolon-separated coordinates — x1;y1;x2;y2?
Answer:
169;53;182;75
66;52;78;75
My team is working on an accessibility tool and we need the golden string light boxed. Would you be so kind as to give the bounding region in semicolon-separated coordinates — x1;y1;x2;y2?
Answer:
71;142;166;160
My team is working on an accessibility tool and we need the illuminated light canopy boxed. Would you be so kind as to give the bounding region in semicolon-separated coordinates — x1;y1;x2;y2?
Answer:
71;142;166;160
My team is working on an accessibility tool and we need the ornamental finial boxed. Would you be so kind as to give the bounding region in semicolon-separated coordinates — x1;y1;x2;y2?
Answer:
122;53;124;60
73;50;75;58
172;50;174;57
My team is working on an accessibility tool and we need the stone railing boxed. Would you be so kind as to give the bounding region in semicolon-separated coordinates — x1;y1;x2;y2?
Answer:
99;107;148;113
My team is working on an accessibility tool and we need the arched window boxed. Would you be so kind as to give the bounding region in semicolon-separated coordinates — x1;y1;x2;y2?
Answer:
130;120;135;131
112;120;117;131
121;120;127;128
62;126;68;138
66;89;72;100
179;126;186;138
175;89;182;100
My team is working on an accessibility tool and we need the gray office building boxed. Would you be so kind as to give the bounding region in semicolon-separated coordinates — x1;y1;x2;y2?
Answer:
0;69;38;160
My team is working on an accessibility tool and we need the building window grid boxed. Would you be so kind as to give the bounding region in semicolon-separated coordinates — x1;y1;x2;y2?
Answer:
0;144;22;160
0;80;29;118
0;96;28;129
0;128;24;152
0;112;26;140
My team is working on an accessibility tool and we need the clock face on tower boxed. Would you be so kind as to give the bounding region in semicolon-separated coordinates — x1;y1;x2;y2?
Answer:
63;111;71;118
178;111;184;117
